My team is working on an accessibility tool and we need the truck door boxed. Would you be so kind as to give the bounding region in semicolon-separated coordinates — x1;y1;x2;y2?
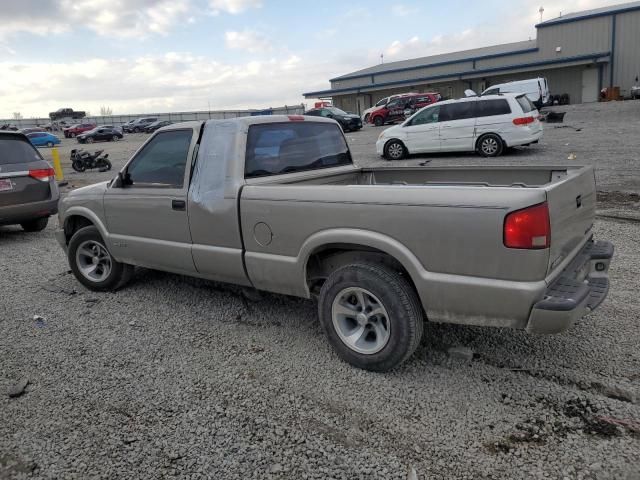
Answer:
103;128;197;274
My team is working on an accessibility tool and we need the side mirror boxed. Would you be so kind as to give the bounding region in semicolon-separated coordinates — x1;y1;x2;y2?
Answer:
112;171;131;188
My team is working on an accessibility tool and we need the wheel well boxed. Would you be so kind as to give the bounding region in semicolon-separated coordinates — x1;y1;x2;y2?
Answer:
63;215;94;244
305;244;418;298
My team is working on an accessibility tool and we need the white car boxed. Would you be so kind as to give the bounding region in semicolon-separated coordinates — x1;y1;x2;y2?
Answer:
482;77;550;108
376;94;543;160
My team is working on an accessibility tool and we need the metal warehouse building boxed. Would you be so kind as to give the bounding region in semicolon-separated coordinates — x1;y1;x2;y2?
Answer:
304;1;640;113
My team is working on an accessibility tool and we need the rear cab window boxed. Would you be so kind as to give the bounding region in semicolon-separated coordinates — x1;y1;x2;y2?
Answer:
245;122;352;178
0;135;43;165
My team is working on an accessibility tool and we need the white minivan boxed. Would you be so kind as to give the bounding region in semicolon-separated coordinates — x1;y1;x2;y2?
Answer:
482;77;550;108
376;93;542;159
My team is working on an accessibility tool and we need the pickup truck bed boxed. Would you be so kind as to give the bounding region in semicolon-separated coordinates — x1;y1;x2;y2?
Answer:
56;116;613;371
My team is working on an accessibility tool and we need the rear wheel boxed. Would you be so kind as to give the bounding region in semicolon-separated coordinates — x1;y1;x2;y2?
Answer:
46;141;53;147
70;132;76;138
373;116;384;127
318;263;424;372
364;113;370;123
21;217;48;232
68;226;133;291
477;133;504;157
384;139;406;160
86;137;94;144
112;135;119;141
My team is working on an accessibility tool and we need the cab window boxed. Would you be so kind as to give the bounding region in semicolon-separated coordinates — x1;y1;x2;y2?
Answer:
125;130;192;187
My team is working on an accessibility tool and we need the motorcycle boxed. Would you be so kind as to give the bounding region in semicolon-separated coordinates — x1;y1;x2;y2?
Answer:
70;149;112;173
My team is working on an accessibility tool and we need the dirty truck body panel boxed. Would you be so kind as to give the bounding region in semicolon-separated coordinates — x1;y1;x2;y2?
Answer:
57;115;611;340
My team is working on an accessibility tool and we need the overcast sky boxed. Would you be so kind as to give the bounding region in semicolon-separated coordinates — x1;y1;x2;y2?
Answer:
0;0;625;118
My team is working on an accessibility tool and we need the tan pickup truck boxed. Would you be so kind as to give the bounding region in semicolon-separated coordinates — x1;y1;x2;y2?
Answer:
56;115;613;371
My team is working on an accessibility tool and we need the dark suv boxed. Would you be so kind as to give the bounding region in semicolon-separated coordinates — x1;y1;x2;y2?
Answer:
0;132;59;232
124;117;159;133
304;107;362;132
369;93;441;126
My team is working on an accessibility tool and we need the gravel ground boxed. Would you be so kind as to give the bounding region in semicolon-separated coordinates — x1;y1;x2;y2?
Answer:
1;101;639;479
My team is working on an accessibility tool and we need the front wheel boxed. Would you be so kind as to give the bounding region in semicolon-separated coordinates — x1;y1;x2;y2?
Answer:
364;113;370;123
318;263;424;372
86;137;94;144
477;134;504;157
112;135;119;141
21;217;48;232
70;132;76;138
384;139;406;160
68;226;133;291
46;142;53;147
72;159;86;172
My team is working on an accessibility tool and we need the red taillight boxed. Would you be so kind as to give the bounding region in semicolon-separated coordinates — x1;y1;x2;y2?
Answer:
504;202;550;249
29;167;55;182
513;116;535;126
288;115;305;121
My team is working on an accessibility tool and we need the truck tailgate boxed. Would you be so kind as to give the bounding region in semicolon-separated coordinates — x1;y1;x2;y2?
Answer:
545;166;596;275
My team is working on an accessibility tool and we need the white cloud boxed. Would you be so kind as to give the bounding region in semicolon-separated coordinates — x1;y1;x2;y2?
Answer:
225;29;272;53
0;0;193;39
391;4;418;17
209;0;262;15
0;52;345;117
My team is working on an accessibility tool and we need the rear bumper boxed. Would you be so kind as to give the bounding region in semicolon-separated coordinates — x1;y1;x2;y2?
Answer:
526;240;614;334
0;198;59;225
505;127;543;147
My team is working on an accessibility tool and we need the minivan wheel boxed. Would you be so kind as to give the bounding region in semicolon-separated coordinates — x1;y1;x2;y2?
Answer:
21;217;48;232
373;116;384;127
477;134;504;157
318;263;424;372
68;226;133;291
384;140;406;160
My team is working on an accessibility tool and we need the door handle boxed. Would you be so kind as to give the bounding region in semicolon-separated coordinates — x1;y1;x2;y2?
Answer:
172;199;186;211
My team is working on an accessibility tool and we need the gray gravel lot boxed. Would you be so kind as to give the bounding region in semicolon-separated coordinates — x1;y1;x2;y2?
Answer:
1;101;639;479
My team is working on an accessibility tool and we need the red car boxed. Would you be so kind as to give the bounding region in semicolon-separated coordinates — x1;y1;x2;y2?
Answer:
64;123;96;138
368;92;441;126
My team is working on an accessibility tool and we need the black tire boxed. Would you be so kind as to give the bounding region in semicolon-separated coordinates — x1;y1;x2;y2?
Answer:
70;132;76;138
318;263;424;372
364;113;370;123
112;135;119;142
477;133;504;157
384;139;406;160
20;217;48;232
68;226;133;291
86;137;94;144
72;159;86;172
46;141;53;147
373;116;384;127
134;127;141;133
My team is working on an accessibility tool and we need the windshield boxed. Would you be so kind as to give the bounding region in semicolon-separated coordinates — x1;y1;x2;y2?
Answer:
327;107;348;116
245;122;352;178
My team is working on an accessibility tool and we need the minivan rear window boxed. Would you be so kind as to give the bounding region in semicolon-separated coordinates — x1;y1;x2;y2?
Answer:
476;99;511;117
245;122;352;178
516;95;535;113
0;136;43;165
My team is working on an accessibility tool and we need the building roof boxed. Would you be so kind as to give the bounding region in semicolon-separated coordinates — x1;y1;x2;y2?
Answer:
330;40;537;81
536;1;640;27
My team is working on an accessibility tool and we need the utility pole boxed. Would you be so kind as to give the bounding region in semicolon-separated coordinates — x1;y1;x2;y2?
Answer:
380;53;384;64
539;6;544;23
